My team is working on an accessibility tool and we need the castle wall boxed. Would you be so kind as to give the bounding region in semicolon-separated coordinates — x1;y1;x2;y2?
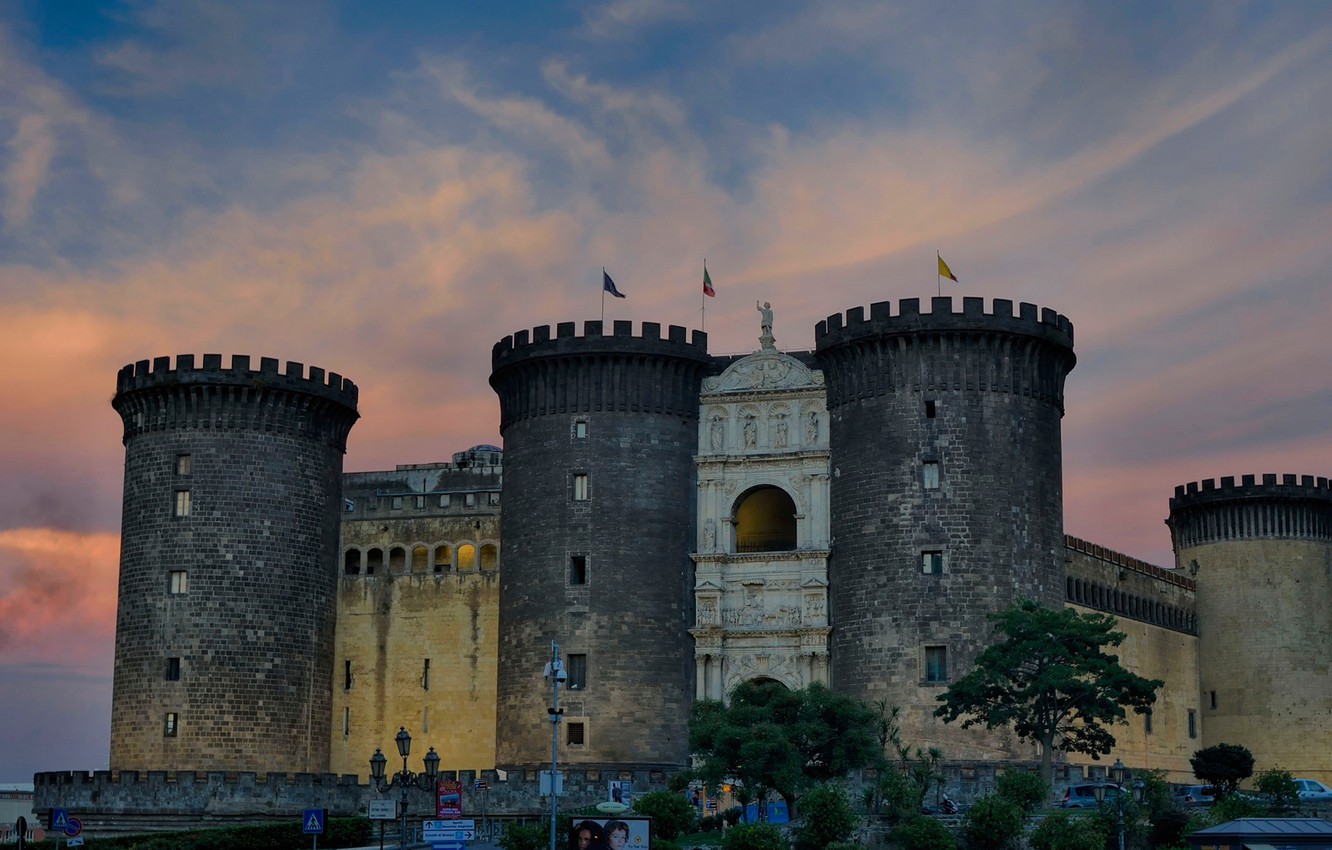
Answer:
109;355;358;774
1063;537;1200;782
489;321;712;769
331;457;502;779
815;297;1076;760
1168;475;1332;783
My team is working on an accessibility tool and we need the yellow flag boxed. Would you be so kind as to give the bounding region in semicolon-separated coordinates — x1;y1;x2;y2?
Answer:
938;255;958;282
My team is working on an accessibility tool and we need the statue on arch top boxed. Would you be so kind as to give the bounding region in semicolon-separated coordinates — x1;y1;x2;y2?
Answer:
756;300;775;350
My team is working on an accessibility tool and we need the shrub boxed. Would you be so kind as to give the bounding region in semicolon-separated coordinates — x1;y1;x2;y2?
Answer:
793;784;858;850
499;821;550;850
1255;767;1300;813
996;770;1049;815
823;842;863;850
1211;793;1265;822
1149;808;1192;849
962;796;1024;850
1028;811;1107;850
721;822;787;850
634;790;699;840
891;814;958;850
1190;744;1255;797
724;807;746;826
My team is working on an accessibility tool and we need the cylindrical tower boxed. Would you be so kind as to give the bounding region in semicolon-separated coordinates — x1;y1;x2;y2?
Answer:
490;320;712;769
1167;474;1332;781
110;354;359;773
814;296;1076;758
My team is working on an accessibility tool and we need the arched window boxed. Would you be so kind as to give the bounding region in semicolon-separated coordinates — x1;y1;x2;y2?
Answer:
434;545;452;574
412;546;429;573
366;548;383;575
480;543;499;571
457;543;477;571
733;486;797;552
343;549;361;575
389;546;407;573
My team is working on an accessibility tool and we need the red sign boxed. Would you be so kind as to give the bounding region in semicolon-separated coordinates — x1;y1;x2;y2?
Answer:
437;779;463;818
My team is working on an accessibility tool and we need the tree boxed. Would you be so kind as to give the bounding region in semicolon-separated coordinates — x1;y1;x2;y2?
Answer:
1255;767;1300;813
791;783;858;850
1190;743;1255;798
690;681;881;815
934;599;1163;787
632;790;698;840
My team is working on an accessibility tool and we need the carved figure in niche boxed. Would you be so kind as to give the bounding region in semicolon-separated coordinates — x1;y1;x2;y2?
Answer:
703;518;716;551
805;411;819;445
772;413;788;448
709;416;725;451
743;418;757;448
698;599;717;625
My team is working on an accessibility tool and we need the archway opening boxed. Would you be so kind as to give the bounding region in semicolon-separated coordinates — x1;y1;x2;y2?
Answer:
734;486;797;552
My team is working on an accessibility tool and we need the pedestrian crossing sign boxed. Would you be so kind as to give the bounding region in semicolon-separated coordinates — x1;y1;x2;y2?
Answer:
303;808;326;834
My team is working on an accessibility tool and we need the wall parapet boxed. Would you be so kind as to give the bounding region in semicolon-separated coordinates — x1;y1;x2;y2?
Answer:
1065;535;1194;589
492;320;708;368
815;296;1074;348
1168;474;1332;550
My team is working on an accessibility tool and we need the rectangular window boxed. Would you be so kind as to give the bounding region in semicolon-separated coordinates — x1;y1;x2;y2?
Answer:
1144;708;1153;735
391;496;403;510
922;550;943;574
567;721;586;746
575;420;588;438
488;492;500;506
439;494;451;508
176;454;192;475
465;493;476;508
343;498;355;513
344;660;353;691
415;495;425;509
168;570;188;594
924;646;947;683
164;712;179;737
166;657;181;681
573;474;589;501
1209;690;1217;710
924;400;937;419
343;707;350;737
1188;709;1197;738
570;555;588;585
922;462;940;490
422;659;431;691
174;489;191;517
567;654;587;690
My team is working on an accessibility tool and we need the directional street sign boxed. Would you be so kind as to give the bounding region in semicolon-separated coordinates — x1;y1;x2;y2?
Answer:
431;841;465;850
424;819;475;841
303;808;326;835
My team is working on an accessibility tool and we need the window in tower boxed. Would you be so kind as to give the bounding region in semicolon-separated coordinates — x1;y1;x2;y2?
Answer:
344;660;353;691
173;489;191;517
922;462;940;490
168;570;188;594
925;400;937;419
567;721;586;746
343;707;350;737
1188;709;1197;738
164;712;179;737
175;453;192;475
567;654;587;690
924;646;948;683
422;658;431;691
573;474;589;501
575;419;588;439
922;550;944;574
570;555;588;585
166;657;181;681
465;493;477;507
1209;690;1217;709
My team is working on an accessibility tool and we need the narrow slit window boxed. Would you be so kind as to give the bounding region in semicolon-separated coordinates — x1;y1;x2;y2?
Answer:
344;660;353;691
164;712;179;737
567;654;587;690
1188;709;1197;738
422;659;430;691
570;555;588;585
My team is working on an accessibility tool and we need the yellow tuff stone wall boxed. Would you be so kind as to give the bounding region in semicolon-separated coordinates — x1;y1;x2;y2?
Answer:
1064;543;1200;783
330;509;500;779
1186;538;1332;784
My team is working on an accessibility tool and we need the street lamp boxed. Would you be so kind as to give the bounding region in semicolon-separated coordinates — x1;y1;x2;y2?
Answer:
1094;758;1145;850
370;727;440;850
543;642;567;850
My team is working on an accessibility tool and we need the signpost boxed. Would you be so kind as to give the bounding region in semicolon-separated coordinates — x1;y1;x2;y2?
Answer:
50;808;83;849
302;808;326;850
425;818;475;850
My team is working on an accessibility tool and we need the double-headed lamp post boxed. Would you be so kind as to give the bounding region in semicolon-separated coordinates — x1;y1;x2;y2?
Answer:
370;727;441;850
1094;758;1145;850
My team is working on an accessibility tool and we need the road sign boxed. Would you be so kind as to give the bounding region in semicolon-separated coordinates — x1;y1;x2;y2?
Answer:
368;800;397;820
50;809;69;832
303;808;326;834
424;819;475;839
431;841;465;850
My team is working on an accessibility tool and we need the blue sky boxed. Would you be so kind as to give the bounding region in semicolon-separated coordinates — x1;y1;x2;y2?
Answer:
2;0;1330;782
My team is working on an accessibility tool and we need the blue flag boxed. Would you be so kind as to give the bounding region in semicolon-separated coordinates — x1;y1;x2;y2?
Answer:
603;270;626;298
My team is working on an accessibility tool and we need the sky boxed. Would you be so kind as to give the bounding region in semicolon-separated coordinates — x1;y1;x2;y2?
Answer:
1;0;1330;783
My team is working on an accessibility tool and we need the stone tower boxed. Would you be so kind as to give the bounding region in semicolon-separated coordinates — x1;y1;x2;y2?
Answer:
489;320;712;769
110;354;359;773
814;296;1076;757
1167;474;1332;779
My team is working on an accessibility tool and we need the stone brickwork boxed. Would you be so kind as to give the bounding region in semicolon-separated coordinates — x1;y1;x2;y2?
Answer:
490;321;712;770
331;451;503;778
110;355;359;774
1168;475;1332;783
1063;536;1200;781
815;297;1077;760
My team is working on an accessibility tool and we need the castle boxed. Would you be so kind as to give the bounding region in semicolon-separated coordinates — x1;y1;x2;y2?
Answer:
41;295;1330;820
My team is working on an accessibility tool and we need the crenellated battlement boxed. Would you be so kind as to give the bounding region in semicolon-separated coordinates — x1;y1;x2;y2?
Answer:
115;353;358;406
492;319;708;369
814;296;1074;348
1168;474;1332;550
112;354;360;451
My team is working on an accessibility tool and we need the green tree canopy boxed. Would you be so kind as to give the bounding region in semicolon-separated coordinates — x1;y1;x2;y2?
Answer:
934;599;1163;786
689;680;881;813
1190;743;1255;797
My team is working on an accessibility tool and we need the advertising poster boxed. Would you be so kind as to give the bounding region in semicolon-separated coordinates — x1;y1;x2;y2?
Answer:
569;816;651;850
608;780;633;807
437;779;463;818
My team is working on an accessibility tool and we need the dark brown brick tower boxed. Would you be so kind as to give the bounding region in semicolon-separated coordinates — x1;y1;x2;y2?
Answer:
109;354;359;773
489;321;712;769
814;297;1076;759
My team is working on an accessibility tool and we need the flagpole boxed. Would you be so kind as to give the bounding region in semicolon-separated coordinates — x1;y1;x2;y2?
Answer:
701;258;707;333
936;251;942;298
601;267;606;324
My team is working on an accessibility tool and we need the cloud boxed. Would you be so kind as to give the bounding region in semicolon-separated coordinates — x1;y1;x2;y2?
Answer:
579;0;694;41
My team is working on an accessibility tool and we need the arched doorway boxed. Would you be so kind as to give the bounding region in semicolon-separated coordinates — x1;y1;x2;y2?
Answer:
733;486;797;552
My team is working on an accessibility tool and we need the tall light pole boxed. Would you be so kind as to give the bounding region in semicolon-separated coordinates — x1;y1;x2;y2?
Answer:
370;727;441;850
544;642;567;850
1094;758;1144;850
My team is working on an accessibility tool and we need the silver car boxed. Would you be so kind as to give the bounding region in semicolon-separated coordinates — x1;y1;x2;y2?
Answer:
1296;779;1332;800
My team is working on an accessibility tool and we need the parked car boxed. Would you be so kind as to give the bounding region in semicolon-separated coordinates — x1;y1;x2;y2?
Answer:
1060;783;1126;808
1173;785;1218;807
1295;779;1332;800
